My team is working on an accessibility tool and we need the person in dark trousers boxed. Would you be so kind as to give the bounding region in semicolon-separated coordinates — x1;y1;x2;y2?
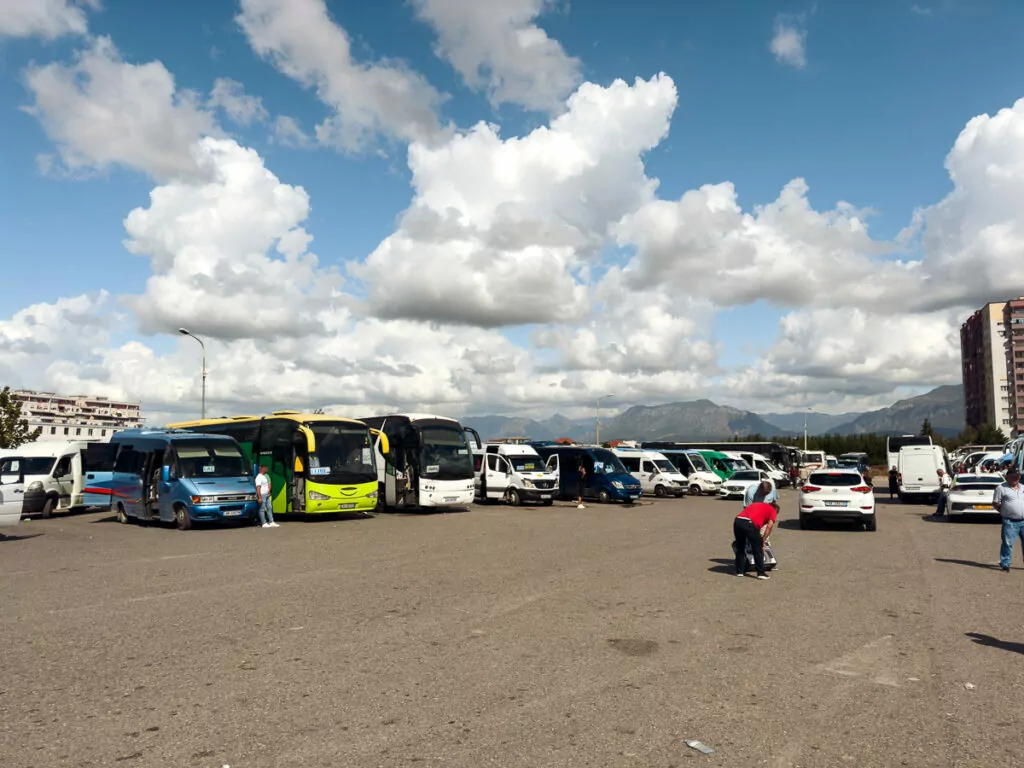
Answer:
994;467;1024;572
733;501;777;580
888;466;899;500
576;464;587;508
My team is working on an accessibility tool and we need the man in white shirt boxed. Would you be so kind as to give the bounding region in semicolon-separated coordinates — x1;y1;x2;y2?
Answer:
932;468;953;518
255;465;279;528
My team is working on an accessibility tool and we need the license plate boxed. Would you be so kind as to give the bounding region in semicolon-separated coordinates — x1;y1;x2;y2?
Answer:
540;495;552;500
444;496;458;502
338;503;356;510
905;486;919;491
222;510;242;516
824;501;848;507
973;504;993;510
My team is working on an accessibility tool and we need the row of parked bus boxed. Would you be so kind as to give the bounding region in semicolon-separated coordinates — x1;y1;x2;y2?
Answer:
0;413;826;531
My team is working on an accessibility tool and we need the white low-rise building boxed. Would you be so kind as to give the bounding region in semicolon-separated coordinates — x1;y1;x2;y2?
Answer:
13;390;143;442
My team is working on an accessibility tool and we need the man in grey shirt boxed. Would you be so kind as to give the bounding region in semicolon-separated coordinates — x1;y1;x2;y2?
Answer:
993;467;1024;572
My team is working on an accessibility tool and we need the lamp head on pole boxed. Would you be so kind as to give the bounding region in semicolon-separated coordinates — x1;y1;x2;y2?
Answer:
177;328;189;335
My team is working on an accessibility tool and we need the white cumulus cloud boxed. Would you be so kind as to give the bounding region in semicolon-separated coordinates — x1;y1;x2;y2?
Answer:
236;0;447;152
412;0;581;113
23;36;218;180
770;18;807;69
0;0;97;39
207;77;268;125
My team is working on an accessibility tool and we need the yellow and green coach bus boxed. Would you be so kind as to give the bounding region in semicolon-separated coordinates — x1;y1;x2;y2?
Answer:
166;412;389;517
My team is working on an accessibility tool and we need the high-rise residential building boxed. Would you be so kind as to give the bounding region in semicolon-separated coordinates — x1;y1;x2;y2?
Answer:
12;390;143;442
1003;299;1024;437
960;302;1011;434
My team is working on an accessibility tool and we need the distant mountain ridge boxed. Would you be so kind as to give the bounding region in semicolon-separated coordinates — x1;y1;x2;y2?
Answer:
462;385;965;443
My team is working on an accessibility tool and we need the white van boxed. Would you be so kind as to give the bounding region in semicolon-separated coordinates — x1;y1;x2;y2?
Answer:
662;450;723;495
612;448;687;497
0;455;28;531
0;441;90;518
736;451;788;487
474;443;558;506
897;445;948;501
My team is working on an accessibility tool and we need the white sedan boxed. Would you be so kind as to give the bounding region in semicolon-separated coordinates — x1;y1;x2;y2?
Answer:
719;469;774;500
799;469;876;531
0;455;27;531
944;473;1003;518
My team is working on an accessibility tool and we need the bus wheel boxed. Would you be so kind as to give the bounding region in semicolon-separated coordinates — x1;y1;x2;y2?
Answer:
116;503;129;525
41;496;55;519
654;485;667;498
690;484;702;496
174;504;192;531
598;489;611;504
507;488;522;506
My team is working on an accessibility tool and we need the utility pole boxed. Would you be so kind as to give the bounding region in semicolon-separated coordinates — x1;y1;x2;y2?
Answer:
596;394;614;445
178;328;207;419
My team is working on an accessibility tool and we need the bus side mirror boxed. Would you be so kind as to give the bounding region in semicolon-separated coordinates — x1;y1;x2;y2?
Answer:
161;465;171;483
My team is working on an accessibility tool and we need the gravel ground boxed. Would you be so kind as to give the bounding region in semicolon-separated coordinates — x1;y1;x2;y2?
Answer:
1;491;1021;768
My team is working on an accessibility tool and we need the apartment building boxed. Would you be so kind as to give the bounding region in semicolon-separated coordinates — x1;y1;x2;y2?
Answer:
13;390;143;442
1004;299;1024;437
960;302;1011;433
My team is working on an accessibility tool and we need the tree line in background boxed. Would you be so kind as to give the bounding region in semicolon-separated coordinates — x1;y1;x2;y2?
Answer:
730;420;1009;466
0;386;40;450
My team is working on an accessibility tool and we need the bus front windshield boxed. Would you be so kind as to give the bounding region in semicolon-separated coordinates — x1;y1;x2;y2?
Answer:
176;442;250;478
653;459;678;473
420;427;473;480
590;449;629;475
307;424;377;484
688;453;711;472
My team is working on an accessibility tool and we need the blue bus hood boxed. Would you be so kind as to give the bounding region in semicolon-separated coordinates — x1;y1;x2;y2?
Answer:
600;473;641;489
179;476;254;495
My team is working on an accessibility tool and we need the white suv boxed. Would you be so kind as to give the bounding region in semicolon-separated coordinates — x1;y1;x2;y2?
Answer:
799;469;875;531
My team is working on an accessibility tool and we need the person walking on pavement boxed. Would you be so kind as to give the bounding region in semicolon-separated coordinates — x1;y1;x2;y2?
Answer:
994;467;1024;572
256;465;279;528
576;463;587;509
743;479;779;510
888;466;899;500
932;468;952;518
733;501;777;580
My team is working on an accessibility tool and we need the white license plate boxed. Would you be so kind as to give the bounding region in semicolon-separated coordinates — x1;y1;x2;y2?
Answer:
444;496;458;502
904;486;919;491
540;495;552;500
824;501;848;507
222;510;242;516
339;503;356;510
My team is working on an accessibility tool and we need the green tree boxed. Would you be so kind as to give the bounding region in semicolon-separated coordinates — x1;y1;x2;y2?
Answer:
974;422;1008;446
920;418;935;439
0;386;41;449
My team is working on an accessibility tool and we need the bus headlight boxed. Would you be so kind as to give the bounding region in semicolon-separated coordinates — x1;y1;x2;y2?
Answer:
522;479;534;488
308;490;330;501
366;490;378;498
190;496;218;504
612;481;624;489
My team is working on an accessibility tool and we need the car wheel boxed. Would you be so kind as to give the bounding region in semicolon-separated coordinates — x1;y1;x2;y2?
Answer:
508;488;522;506
598;489;611;504
654;485;666;498
689;484;701;495
41;496;55;519
864;516;877;532
174;504;192;531
116;503;129;525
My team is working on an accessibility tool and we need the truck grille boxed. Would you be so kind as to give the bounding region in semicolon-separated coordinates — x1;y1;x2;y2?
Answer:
534;480;555;490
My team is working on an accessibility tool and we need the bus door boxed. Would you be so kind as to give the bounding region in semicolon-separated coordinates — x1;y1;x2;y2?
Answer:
484;454;511;501
113;446;145;517
81;443;118;509
544;453;561;495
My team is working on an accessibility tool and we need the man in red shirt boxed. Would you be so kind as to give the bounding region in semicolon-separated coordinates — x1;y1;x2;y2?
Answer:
734;501;777;580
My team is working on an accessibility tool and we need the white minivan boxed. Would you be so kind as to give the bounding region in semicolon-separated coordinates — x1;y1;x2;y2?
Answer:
0;455;27;531
736;451;789;488
0;441;91;518
474;443;558;506
612;448;687;497
897;444;949;502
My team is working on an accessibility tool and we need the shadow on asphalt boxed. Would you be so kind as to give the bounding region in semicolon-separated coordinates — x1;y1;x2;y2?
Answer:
935;558;1002;571
776;519;866;532
707;558;737;576
919;514;1000;524
966;632;1024;655
0;533;43;542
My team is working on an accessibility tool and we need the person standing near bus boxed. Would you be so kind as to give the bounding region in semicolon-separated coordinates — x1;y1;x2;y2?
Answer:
576;463;587;509
256;465;279;528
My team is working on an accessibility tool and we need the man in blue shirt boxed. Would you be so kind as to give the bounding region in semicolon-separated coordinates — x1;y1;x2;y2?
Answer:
993;467;1024;572
743;478;779;509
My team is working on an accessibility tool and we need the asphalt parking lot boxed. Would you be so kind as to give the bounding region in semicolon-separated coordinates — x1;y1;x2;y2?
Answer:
2;490;1023;768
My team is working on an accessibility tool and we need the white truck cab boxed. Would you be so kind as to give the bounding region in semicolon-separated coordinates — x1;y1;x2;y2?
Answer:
0;441;91;518
737;451;788;487
474;443;558;506
612;448;688;498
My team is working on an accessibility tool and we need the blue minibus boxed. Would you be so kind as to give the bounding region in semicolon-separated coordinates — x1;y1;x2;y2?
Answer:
82;429;258;530
530;444;642;503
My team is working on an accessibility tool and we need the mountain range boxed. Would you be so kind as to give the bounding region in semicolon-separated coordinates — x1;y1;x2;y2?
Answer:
462;385;966;442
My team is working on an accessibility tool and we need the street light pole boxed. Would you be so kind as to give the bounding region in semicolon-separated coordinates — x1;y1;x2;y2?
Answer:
596;394;614;445
178;328;207;419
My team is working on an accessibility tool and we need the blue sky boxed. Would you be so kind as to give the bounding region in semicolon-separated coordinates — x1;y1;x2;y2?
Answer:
2;0;1024;419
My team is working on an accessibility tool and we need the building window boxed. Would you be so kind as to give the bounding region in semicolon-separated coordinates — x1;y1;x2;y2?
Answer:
76;428;81;435
88;428;93;436
101;429;107;437
50;427;56;434
63;427;69;435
